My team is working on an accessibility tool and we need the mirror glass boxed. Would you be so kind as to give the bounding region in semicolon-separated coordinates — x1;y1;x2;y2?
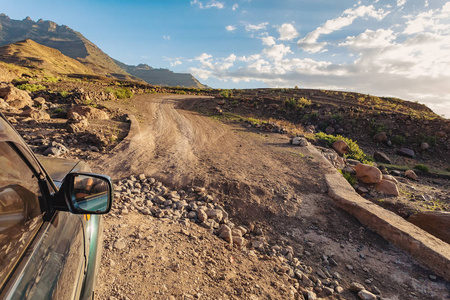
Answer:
72;174;110;213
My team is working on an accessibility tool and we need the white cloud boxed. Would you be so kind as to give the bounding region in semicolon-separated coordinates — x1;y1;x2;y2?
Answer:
190;0;224;9
298;4;389;53
339;29;396;50
226;25;236;32
397;0;407;7
277;23;299;41
171;60;182;67
245;22;268;31
189;67;213;80
163;35;170;40
262;44;292;61
261;36;276;46
232;4;239;11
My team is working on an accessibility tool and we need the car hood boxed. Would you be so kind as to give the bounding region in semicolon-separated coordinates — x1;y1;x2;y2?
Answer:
36;155;91;188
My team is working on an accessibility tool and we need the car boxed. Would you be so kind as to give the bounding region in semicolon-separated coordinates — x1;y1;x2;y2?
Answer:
0;112;113;299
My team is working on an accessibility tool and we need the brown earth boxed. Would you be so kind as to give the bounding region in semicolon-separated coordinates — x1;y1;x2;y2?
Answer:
85;94;450;299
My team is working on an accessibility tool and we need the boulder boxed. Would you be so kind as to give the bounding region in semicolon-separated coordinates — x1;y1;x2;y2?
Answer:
325;126;335;134
405;170;418;181
67;105;109;120
420;142;430;151
0;85;33;109
33;97;46;107
358;290;377;300
66;112;89;133
291;136;310;146
397;148;415;158
373;132;388;143
354;164;382;184
376;179;399;196
332;140;349;156
408;211;450;244
373;151;391;164
20;107;50;120
382;174;398;184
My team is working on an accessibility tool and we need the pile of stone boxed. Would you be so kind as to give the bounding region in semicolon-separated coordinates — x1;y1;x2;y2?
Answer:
111;174;386;299
245;120;287;134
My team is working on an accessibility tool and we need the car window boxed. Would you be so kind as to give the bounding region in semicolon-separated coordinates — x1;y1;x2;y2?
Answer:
0;141;44;288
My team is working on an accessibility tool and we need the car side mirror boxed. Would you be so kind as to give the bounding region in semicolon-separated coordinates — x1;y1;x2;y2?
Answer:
55;173;113;214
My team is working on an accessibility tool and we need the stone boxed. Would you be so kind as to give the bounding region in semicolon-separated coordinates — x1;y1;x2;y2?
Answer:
335;286;344;294
397;148;415;158
67;105;109;120
382;174;398;184
349;282;365;293
218;225;232;243
114;238;126;250
332;140;349;156
376;179;399;196
33;96;46;106
305;125;315;134
420;142;430;151
43;146;61;156
408;211;450;244
233;236;245;248
358;290;377;300
291;136;310;146
373;151;391;164
405;170;418;181
0;85;33;109
197;209;208;223
325;126;335;134
20;108;50;120
373;132;388;143
206;209;223;222
354;164;382;184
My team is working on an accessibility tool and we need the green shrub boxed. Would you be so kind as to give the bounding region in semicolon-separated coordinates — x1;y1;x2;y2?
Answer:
16;83;46;92
414;164;429;173
284;97;311;111
43;76;59;83
219;89;233;98
339;170;357;186
114;88;133;99
59;90;70;98
392;135;406;146
315;132;373;164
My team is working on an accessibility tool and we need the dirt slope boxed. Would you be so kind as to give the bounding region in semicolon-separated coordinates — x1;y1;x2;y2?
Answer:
92;94;449;299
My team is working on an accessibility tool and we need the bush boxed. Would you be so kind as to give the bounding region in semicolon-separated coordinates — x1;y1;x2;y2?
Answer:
16;83;46;92
339;170;357;186
315;132;373;164
59;90;70;98
219;89;232;98
284;97;311;111
414;164;429;173
392;135;406;146
114;88;133;99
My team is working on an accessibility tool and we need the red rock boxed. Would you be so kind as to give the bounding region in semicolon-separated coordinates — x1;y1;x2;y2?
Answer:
376;179;399;196
405;170;418;180
332;140;349;156
354;164;382;184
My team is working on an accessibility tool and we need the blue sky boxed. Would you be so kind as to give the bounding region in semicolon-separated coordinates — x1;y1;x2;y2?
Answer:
1;0;449;117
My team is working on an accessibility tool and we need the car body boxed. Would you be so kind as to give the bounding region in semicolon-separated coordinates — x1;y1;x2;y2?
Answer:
0;112;113;299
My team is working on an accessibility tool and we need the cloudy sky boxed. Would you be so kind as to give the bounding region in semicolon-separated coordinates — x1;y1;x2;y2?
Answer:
1;0;449;117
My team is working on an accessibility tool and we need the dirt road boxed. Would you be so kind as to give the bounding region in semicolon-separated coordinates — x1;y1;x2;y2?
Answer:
93;94;449;299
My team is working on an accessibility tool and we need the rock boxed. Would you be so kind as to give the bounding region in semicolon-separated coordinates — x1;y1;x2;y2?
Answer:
206;209;223;222
354;164;382;184
382;174;398;184
291;136;310;147
233;236;245;248
197;209;208;223
355;185;369;194
376;179;399;196
335;286;344;294
305;125;315;134
66;112;89;133
114;238;126;250
325;126;335;134
67;105;109;120
20;107;50;120
390;170;402;177
218;225;232;243
373;151;391;164
358;289;377;300
349;282;365;293
43;146;61;156
408;211;450;244
396;148;415;158
33;96;46;107
420;142;430;151
332;140;349;156
0;85;33;109
306;291;317;300
346;159;360;165
405;170;418;181
373;132;388;143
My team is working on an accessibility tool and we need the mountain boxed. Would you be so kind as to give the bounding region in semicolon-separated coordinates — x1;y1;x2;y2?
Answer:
0;39;95;75
0;14;206;87
114;61;207;88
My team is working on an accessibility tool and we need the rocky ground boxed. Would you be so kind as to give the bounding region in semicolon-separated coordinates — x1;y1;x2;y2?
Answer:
1;81;449;299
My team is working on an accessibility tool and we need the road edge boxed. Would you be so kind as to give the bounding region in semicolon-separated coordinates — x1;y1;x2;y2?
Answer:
325;172;450;282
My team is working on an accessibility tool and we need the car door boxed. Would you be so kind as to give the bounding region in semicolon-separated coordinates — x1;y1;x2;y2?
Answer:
0;117;86;299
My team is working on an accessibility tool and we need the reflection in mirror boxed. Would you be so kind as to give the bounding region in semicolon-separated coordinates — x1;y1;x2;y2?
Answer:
72;175;110;213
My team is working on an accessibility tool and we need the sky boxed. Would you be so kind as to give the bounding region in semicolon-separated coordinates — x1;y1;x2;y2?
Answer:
1;0;449;117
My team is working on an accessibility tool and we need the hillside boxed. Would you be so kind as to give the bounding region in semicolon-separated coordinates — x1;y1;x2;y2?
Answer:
114;61;207;89
0;39;96;75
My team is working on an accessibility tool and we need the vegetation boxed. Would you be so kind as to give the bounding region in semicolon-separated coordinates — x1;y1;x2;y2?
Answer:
219;89;233;98
59;90;70;98
339;170;357;186
105;87;133;99
16;83;46;92
391;135;406;146
414;164;429;173
284;97;312;111
315;132;373;164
